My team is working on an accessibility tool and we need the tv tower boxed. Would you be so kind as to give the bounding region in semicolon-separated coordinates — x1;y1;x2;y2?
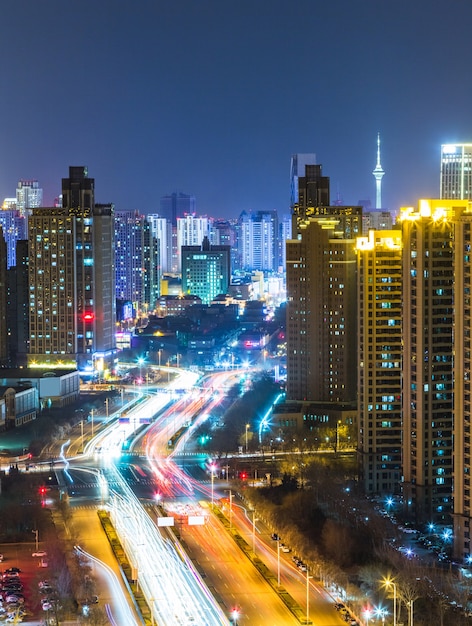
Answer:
372;133;385;209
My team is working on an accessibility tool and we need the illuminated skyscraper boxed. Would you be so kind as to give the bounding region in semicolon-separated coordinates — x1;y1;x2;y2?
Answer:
160;192;196;226
291;160;330;230
0;227;7;365
290;153;316;209
239;210;278;272
176;215;209;271
286;208;360;403
287;156;361;403
357;230;402;495
400;199;469;531
16;180;42;217
148;214;172;274
181;236;230;304
440;143;472;199
115;210;159;314
28;167;116;375
0;209;27;268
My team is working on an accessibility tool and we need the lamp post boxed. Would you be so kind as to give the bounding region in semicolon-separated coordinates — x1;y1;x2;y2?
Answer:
91;408;94;436
80;420;84;452
158;349;162;371
210;463;215;507
229;490;233;529
305;568;312;625
252;510;258;554
382;577;397;626
245;424;250;454
32;529;39;552
277;539;281;586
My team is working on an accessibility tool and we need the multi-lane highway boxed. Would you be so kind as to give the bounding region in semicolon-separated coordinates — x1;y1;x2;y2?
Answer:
57;369;348;625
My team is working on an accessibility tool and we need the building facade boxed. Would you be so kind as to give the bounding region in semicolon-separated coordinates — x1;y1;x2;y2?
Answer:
28;167;116;375
401;199;461;530
286;212;359;403
115;210;159;315
181;236;230;305
239;210;278;272
16;179;43;217
440;143;472;200
356;229;402;496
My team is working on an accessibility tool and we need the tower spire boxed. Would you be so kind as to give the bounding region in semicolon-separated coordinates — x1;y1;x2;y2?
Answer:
372;133;385;209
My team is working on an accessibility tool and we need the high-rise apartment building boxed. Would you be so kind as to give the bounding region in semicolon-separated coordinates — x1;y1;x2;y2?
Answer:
177;215;209;272
440;144;472;200
239;210;278;272
0;209;27;268
401;199;464;528
291;161;330;231
16;180;43;217
0;227;7;365
115;210;159;314
148;214;172;274
181;236;230;305
290;153;317;209
357;229;402;495
7;239;29;367
160;192;196;226
209;219;239;273
28;167;116;375
287;156;361;403
286;210;360;403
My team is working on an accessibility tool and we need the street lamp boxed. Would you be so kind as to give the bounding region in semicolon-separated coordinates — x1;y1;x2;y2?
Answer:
137;356;145;383
231;608;240;625
306;568;312;625
277;538;281;586
210;463;216;507
80;420;84;452
228;490;233;529
364;608;372;626
252;510;258;554
245;423;250;454
382;577;397;626
158;349;162;370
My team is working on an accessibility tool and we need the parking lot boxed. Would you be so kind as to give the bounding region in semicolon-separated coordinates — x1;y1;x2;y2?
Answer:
0;542;49;624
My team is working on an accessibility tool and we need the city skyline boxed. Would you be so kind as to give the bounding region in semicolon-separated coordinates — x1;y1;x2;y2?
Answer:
2;1;472;217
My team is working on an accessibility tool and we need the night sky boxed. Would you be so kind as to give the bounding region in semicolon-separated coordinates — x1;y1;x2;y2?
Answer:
1;0;471;218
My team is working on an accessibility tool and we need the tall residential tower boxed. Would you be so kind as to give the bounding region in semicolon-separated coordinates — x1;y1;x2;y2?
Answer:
28;167;116;376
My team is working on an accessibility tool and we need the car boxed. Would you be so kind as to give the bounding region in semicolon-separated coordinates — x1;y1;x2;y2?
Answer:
32;550;47;558
280;543;291;553
4;568;20;575
0;554;4;562
271;533;280;541
297;561;308;571
5;594;24;604
2;581;23;593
